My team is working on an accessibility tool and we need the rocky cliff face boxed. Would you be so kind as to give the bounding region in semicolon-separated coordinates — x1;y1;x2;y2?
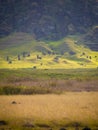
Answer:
0;0;98;40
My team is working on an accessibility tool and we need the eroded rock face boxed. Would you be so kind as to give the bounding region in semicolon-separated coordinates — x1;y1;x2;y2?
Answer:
0;0;97;40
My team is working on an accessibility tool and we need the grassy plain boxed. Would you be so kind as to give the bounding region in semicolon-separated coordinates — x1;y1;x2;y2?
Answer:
0;69;98;130
0;93;98;130
0;68;98;94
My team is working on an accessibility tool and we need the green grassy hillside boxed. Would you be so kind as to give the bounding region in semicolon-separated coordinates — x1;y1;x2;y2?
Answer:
0;32;98;69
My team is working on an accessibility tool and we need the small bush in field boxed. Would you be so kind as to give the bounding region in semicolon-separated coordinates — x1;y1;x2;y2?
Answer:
8;60;12;64
33;66;37;69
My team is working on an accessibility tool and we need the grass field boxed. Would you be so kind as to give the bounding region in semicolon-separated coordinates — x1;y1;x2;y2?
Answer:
0;92;98;130
0;68;98;95
0;68;98;130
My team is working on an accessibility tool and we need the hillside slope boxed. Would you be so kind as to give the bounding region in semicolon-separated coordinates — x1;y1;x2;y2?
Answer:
0;32;98;69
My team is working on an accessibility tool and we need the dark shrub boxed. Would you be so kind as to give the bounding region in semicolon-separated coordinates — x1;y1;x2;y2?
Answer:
36;123;50;128
0;120;8;125
8;60;12;64
82;126;91;130
33;66;37;69
59;128;66;130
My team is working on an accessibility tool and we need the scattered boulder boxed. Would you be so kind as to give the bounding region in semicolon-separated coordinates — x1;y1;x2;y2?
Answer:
11;101;17;104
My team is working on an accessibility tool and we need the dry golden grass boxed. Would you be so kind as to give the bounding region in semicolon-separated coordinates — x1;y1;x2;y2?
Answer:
0;92;98;129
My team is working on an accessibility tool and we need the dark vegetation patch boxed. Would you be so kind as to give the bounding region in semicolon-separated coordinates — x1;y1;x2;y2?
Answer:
65;121;83;127
82;126;91;130
0;120;8;126
0;86;21;95
59;128;67;130
59;122;92;130
0;86;56;95
36;123;50;128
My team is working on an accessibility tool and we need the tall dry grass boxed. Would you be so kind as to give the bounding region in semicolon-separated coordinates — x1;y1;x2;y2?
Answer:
0;92;98;128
